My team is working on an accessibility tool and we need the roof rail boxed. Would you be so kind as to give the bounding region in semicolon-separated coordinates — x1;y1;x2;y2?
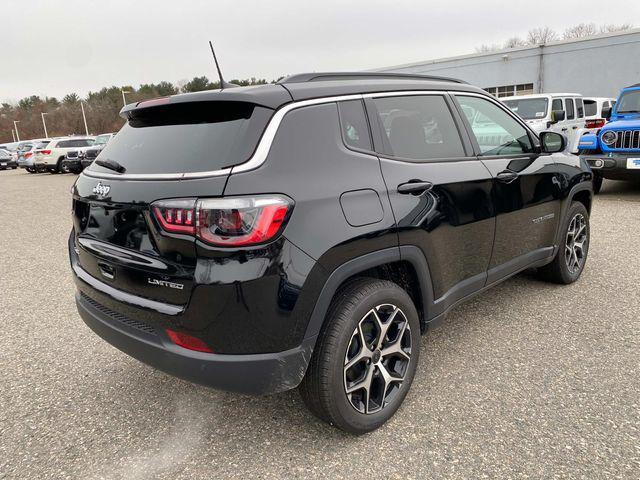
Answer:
625;83;640;88
278;72;468;85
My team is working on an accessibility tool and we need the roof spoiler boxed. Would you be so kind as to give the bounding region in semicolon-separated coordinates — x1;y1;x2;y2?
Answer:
278;72;468;84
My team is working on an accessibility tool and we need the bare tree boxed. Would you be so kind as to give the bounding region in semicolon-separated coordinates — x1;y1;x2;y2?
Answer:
526;26;558;45
475;44;501;53
563;23;598;40
503;37;526;49
600;23;633;33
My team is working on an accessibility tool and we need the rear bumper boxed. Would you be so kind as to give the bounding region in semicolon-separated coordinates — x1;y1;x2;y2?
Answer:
582;153;640;180
76;290;316;395
0;160;17;169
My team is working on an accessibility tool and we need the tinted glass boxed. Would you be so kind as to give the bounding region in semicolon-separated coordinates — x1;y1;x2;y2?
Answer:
88;102;272;175
58;139;94;148
583;100;597;117
576;98;584;118
35;141;50;149
457;95;534;156
372;95;464;160
565;98;575;120
551;99;563;111
503;98;548;120
338;100;372;151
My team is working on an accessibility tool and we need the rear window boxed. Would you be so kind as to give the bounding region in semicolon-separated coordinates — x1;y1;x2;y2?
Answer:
583;100;597;117
88;101;273;175
35;141;50;149
57;139;94;148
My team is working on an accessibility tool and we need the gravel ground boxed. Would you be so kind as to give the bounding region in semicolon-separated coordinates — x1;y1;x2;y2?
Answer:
1;168;638;479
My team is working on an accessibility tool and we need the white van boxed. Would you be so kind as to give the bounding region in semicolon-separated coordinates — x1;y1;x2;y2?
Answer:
502;93;589;153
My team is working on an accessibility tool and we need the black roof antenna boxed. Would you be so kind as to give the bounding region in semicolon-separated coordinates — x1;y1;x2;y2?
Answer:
209;41;237;89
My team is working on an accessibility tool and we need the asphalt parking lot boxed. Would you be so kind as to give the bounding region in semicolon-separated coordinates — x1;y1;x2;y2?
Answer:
1;168;638;479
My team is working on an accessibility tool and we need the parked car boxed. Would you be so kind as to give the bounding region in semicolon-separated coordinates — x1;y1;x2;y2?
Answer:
70;72;593;434
80;133;115;171
0;148;17;170
578;84;640;193
17;139;52;172
502;93;590;153
34;137;94;173
0;142;19;154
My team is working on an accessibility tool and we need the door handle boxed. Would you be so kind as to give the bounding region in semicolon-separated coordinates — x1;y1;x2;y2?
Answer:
397;181;433;195
496;170;519;184
572;126;578;130
561;128;568;132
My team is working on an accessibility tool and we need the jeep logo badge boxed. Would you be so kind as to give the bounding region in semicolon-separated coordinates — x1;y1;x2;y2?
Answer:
92;182;111;197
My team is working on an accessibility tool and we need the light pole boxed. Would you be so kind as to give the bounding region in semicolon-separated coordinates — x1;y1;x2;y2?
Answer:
11;129;16;142
13;121;20;141
121;88;132;107
41;112;49;138
80;102;89;136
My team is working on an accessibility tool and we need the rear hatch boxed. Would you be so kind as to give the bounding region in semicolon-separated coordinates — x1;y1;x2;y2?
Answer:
72;99;275;306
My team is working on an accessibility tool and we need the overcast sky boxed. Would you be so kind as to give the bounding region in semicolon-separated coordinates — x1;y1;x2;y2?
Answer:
2;0;639;102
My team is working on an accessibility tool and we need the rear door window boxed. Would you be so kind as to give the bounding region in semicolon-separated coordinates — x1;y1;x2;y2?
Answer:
88;101;273;175
370;95;465;160
576;98;584;118
565;98;575;120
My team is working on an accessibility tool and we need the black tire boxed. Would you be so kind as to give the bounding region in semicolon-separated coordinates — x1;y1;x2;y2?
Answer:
11;166;17;169
592;173;603;194
538;202;590;284
299;278;420;434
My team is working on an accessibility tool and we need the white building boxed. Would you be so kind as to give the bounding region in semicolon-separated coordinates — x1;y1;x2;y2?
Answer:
376;29;640;98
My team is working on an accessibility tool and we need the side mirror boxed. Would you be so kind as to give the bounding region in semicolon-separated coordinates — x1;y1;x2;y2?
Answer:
550;110;566;124
601;106;612;120
540;131;566;154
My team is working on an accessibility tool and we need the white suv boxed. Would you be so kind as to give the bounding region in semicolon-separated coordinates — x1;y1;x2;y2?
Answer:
34;137;95;173
502;93;591;153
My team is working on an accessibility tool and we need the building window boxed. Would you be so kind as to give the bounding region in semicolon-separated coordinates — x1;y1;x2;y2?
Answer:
483;83;534;98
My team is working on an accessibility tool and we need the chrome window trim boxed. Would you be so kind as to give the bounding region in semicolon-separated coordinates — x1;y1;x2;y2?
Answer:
81;90;486;181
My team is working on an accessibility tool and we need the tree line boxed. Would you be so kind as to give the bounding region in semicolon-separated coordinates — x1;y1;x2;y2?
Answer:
476;23;633;52
0;76;274;144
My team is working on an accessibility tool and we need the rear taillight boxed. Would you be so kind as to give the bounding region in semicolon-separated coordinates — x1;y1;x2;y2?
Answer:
166;329;213;353
151;199;196;234
585;119;606;129
151;195;293;247
24;152;33;158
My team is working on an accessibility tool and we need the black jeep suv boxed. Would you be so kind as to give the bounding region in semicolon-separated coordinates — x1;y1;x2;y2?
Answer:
70;73;593;434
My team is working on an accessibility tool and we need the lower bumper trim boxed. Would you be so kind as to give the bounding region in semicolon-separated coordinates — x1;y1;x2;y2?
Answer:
76;292;316;395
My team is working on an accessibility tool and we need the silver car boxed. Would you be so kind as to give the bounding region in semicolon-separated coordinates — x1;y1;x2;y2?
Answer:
18;139;51;172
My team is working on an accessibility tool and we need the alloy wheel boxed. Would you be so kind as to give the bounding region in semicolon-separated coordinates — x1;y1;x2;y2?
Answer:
343;304;412;414
565;213;588;274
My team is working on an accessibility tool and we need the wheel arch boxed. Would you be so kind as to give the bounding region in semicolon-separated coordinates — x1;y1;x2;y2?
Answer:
304;246;434;341
554;181;593;248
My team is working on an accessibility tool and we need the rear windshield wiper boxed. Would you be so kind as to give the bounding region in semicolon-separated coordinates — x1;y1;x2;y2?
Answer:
95;158;126;174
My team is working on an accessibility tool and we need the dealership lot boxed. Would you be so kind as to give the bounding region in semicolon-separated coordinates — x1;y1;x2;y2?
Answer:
0;169;638;479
